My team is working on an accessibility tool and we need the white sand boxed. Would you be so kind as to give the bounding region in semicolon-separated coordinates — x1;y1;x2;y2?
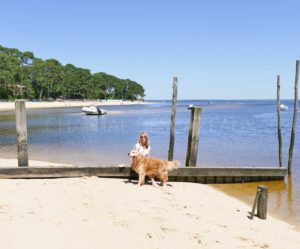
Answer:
0;100;149;111
0;158;73;167
0;160;299;249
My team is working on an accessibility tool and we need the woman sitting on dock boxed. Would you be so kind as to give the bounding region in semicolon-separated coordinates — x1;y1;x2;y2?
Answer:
134;132;151;157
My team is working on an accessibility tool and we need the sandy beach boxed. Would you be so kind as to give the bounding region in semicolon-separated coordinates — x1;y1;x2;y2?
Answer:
0;158;74;167
0;160;299;249
0;100;149;111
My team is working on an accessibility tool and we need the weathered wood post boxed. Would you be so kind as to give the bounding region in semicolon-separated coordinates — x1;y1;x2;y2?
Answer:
185;106;202;167
257;185;268;219
276;75;282;167
250;185;268;220
168;77;178;161
15;100;28;167
288;60;299;174
250;188;260;220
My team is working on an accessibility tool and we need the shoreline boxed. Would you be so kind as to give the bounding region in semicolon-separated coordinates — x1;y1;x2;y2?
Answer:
211;181;300;232
1;157;300;248
0;100;152;111
0;158;75;167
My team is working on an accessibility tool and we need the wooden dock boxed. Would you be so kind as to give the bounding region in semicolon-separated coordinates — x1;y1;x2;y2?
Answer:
0;166;286;183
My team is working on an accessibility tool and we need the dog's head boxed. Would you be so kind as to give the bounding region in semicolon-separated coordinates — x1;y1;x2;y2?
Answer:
128;149;141;163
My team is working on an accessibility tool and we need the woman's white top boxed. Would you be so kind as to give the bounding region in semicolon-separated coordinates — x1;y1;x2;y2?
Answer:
134;143;151;157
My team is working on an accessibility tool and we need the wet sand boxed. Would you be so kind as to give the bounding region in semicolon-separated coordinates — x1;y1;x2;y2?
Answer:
212;176;300;232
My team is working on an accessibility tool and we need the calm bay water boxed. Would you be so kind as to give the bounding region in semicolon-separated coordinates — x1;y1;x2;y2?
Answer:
0;100;299;229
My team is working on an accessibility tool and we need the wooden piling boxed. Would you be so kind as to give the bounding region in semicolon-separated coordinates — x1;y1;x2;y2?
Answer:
250;187;261;220
288;60;299;174
276;75;282;167
185;106;202;167
15;100;28;167
250;185;269;220
257;185;268;219
168;77;178;161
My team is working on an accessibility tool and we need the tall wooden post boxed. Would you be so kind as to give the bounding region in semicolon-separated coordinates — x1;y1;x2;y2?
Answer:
185;106;202;167
15;100;28;167
288;60;299;174
276;75;282;167
168;77;178;161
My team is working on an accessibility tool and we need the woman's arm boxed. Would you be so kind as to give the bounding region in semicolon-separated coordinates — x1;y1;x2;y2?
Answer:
134;143;140;150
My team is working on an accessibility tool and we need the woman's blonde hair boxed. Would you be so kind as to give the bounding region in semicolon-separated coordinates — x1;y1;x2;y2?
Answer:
138;131;150;148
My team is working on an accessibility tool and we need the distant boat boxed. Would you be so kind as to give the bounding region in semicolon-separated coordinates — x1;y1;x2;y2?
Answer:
280;104;288;111
81;105;108;115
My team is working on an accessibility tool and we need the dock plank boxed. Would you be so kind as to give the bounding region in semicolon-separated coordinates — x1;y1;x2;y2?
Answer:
0;166;287;183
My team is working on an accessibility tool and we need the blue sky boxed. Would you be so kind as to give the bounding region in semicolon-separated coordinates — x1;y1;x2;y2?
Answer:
1;0;300;99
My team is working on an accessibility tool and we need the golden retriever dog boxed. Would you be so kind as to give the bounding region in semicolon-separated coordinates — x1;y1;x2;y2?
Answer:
128;149;180;186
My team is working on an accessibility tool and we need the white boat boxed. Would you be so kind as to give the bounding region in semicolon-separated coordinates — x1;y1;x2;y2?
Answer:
81;105;108;115
280;104;288;111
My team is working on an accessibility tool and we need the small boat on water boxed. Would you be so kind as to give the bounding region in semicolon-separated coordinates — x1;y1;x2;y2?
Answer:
81;105;108;115
280;104;288;111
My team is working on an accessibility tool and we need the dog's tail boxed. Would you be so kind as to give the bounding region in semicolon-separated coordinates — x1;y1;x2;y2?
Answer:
167;160;180;171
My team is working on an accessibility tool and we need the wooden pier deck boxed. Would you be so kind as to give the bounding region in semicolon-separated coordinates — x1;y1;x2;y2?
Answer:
0;166;287;184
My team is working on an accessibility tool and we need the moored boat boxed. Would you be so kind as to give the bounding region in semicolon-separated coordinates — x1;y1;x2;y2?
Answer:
81;105;108;115
280;104;288;111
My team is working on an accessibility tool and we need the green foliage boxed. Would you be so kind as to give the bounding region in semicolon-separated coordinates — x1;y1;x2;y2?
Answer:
0;45;145;100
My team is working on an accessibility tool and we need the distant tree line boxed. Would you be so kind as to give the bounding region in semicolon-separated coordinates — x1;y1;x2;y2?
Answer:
0;45;145;101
